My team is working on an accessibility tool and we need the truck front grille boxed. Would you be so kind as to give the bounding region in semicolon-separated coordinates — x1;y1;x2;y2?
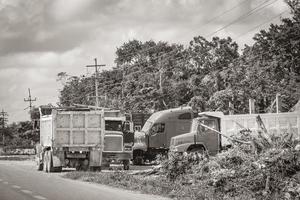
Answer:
104;135;123;152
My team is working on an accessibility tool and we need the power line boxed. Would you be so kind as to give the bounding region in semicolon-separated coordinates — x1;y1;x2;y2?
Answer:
78;0;281;88
114;0;250;60
206;0;279;38
200;0;249;29
57;2;291;107
113;0;272;68
235;10;288;40
99;0;282;76
159;9;291;69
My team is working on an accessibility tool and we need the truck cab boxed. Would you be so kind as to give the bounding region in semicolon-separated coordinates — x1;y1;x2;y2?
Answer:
133;107;195;164
102;111;133;170
170;113;222;156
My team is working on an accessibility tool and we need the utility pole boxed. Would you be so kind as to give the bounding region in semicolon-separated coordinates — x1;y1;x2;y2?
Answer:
24;88;37;144
24;88;37;112
0;109;8;146
86;58;106;107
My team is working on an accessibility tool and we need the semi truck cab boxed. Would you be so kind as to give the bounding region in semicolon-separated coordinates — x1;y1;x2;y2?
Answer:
170;113;222;156
132;107;195;164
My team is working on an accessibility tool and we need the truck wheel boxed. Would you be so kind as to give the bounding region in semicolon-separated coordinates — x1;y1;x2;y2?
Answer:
53;166;62;172
36;158;43;171
123;160;130;170
82;159;89;171
188;145;206;154
43;151;48;172
189;148;205;154
47;151;56;173
46;151;51;173
46;152;63;173
89;166;101;172
133;156;144;165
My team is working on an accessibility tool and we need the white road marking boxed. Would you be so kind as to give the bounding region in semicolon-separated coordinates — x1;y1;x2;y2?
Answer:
3;181;9;184
33;195;47;200
12;185;21;189
21;189;33;194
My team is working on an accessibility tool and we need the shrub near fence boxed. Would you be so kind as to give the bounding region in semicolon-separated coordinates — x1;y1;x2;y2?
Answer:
1;146;35;155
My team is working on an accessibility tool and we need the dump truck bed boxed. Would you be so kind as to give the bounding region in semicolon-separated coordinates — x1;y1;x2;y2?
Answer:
40;110;105;148
221;112;300;146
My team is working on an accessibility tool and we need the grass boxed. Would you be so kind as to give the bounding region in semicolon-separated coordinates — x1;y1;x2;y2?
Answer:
64;171;175;198
63;169;229;199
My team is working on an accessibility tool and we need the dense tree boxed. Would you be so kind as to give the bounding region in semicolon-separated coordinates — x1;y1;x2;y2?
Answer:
187;36;240;113
58;0;299;115
2;121;37;147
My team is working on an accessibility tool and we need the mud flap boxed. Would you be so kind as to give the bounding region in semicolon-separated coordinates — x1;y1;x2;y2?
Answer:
52;150;64;167
89;149;102;167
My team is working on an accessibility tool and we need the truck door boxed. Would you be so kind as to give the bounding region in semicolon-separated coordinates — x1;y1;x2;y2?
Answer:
198;117;220;155
148;123;166;148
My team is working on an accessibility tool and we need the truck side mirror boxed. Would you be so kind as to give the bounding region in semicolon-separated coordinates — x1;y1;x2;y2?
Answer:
197;125;205;134
124;122;131;132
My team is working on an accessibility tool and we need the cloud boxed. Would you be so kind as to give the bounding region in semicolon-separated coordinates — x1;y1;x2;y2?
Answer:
47;0;95;22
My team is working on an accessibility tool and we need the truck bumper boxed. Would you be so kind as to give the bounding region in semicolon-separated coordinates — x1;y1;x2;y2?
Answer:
102;151;132;164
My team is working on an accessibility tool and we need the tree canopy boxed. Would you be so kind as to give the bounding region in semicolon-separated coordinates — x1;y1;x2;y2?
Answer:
58;0;300;114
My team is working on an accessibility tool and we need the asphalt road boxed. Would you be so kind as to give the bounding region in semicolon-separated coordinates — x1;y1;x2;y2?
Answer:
0;160;169;200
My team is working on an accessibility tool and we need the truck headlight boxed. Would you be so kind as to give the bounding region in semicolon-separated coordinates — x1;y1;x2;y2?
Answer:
170;146;178;152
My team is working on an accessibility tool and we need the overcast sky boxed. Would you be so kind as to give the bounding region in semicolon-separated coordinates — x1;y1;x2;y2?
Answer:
0;0;290;123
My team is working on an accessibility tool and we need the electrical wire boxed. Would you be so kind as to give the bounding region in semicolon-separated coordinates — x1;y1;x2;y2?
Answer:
111;0;252;61
206;0;279;38
103;0;279;76
234;10;288;40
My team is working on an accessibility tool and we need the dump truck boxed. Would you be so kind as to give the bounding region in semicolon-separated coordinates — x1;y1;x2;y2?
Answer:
132;107;197;164
170;111;300;155
36;108;105;172
102;110;133;170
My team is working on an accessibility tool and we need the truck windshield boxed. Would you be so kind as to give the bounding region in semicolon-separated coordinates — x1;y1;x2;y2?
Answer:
141;121;153;134
105;120;122;131
197;119;217;133
202;120;217;129
191;118;217;133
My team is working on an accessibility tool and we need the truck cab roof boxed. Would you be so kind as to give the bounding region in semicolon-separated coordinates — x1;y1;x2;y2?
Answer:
146;106;193;122
198;111;224;119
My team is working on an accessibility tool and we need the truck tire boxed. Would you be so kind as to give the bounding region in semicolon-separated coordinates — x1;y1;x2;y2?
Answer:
36;158;43;171
43;151;48;172
46;151;53;173
46;151;62;173
123;160;130;170
187;145;206;154
133;156;144;165
53;166;63;172
46;151;52;173
89;166;101;172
